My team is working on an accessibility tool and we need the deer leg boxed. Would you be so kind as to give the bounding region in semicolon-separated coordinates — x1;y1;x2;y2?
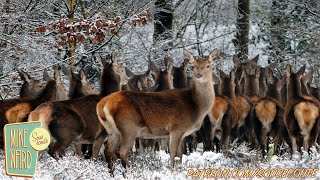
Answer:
303;135;310;151
48;142;61;158
290;136;298;154
119;132;139;169
74;143;83;158
92;131;108;160
169;131;184;168
261;128;268;157
106;132;121;172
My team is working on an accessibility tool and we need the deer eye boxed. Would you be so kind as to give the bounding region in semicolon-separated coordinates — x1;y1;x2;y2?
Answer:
206;64;210;68
190;65;194;70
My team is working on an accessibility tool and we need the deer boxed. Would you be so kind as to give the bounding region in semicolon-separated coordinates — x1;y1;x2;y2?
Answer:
232;55;259;94
218;69;254;145
242;67;261;104
254;75;286;157
18;70;46;99
61;65;97;99
206;70;239;152
96;49;217;170
28;52;127;158
124;66;155;91
258;62;277;98
0;68;67;149
284;64;320;154
127;58;174;153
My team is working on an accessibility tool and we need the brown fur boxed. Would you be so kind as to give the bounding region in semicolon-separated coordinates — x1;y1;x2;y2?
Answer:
284;65;320;153
28;55;124;158
97;49;217;170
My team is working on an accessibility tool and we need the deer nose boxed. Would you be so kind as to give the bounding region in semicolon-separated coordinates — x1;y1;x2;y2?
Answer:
196;73;203;78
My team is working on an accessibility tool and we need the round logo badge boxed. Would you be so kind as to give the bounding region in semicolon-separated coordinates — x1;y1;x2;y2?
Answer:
29;128;50;151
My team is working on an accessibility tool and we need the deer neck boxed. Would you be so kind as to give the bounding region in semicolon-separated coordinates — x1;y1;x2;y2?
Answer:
100;66;120;96
192;79;215;114
244;78;259;97
287;78;303;101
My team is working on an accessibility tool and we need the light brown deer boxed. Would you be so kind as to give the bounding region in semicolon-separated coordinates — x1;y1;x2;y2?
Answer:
254;76;285;156
96;49;217;170
284;65;320;153
28;53;127;158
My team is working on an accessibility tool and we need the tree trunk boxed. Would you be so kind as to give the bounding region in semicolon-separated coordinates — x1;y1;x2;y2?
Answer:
0;0;11;76
153;0;173;58
67;0;76;65
269;0;287;64
235;0;250;62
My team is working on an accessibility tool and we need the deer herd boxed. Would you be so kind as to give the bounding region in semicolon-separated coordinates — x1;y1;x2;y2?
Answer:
0;49;319;172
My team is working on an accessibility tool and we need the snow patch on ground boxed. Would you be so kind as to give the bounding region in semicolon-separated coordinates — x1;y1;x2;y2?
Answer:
0;143;319;179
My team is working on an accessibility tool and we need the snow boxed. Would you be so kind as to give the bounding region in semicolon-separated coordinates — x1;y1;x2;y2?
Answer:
0;143;319;179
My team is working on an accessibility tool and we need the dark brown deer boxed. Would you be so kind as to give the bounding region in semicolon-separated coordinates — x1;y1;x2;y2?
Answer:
284;65;320;153
61;65;97;99
96;49;217;170
0;69;66;148
254;76;285;156
242;67;261;104
28;53;127;158
233;55;259;94
259;62;277;98
124;67;154;91
18;70;45;99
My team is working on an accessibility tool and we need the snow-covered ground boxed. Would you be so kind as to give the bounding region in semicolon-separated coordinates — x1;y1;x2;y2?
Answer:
1;142;319;180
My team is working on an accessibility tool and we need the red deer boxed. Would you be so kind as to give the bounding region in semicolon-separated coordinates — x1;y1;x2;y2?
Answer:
242;67;261;104
0;69;66;148
259;62;277;98
124;66;154;91
206;70;239;151
232;55;259;94
218;69;254;144
28;53;127;158
254;76;285;156
61;65;97;99
284;65;320;153
96;49;217;170
18;70;46;99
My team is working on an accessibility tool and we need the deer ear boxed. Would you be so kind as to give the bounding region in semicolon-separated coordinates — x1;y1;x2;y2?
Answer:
277;76;286;90
230;69;236;83
212;72;220;85
240;68;247;82
297;64;306;76
125;67;135;78
53;66;62;83
145;84;159;92
286;64;292;78
183;49;195;63
18;70;31;82
233;55;241;67
255;67;261;78
148;60;160;73
251;54;259;63
111;52;118;65
267;60;277;70
43;70;51;82
61;65;72;79
208;49;219;63
79;69;87;82
164;57;173;72
302;68;314;84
